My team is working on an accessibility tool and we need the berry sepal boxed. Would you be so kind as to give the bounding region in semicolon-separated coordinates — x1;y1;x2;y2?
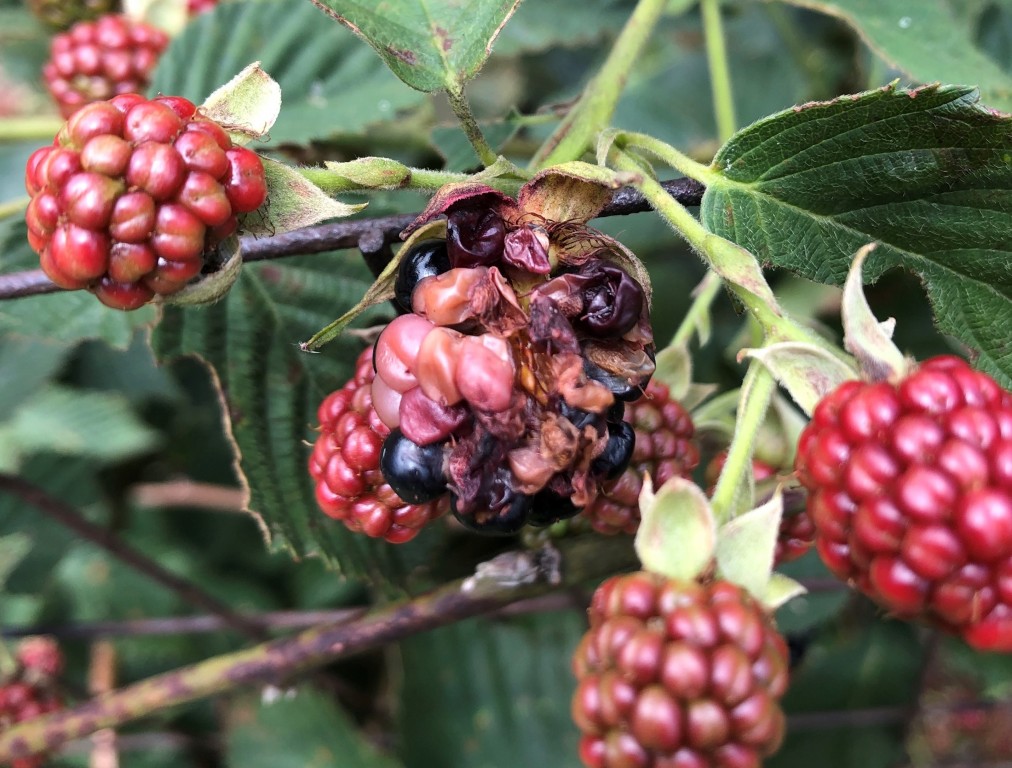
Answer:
301;219;447;351
634;475;716;584
841;243;909;383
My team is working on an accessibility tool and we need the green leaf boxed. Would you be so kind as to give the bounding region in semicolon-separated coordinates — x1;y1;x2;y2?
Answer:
148;0;425;145
0;384;160;469
0;533;31;591
398;613;584;768
700;83;1012;387
0;337;70;420
431;121;520;172
306;0;522;93
651;343;692;401
635;476;716;582
772;620;922;768
0;221;157;350
226;686;403;768
779;0;1012;110
150;252;401;576
491;0;630;56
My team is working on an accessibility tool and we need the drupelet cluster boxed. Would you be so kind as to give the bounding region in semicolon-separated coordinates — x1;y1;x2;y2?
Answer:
795;355;1012;651
25;94;267;309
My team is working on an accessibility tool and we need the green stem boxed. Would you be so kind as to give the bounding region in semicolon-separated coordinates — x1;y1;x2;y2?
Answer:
0;197;28;220
0;536;635;762
670;270;722;348
0;116;64;142
298;165;472;196
614;131;719;185
709;360;776;523
532;0;668;168
700;0;737;142
446;85;498;168
609;146;838;354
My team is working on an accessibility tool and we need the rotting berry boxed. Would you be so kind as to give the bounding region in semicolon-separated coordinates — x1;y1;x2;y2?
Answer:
583;381;700;535
25;95;267;310
572;574;789;768
43;14;169;118
362;179;656;535
795;355;1012;651
309;347;447;543
446;205;506;268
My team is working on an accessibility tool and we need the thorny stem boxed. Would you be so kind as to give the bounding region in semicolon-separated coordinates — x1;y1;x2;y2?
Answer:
0;178;706;301
670;270;722;348
0;474;268;642
297;164;496;197
709;361;776;523
701;0;737;142
446;85;499;168
0;536;636;762
532;0;668;167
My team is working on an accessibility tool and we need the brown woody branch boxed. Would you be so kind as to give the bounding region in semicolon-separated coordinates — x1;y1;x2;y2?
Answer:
0;178;704;299
0;474;268;641
0;536;636;762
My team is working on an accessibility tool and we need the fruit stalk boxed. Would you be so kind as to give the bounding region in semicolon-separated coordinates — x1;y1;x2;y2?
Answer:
701;0;737;141
532;0;668;167
0;535;636;762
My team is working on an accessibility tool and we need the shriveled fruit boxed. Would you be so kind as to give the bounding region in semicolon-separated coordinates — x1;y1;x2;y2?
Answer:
795;355;1012;651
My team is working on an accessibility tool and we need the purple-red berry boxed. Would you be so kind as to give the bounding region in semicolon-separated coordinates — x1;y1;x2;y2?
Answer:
25;95;268;310
309;347;448;543
572;574;789;768
43;14;168;118
795;355;1012;651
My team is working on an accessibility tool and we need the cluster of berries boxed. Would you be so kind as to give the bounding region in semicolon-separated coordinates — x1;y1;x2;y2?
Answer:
572;573;789;768
25;94;267;310
43;14;169;118
309;346;448;543
1;637;63;768
796;355;1012;651
582;380;700;536
362;198;656;535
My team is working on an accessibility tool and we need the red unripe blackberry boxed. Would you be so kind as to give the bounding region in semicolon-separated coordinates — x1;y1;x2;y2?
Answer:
0;637;64;768
795;355;1012;651
572;574;789;768
705;452;815;565
43;15;169;118
309;346;447;543
25;95;268;310
582;381;700;535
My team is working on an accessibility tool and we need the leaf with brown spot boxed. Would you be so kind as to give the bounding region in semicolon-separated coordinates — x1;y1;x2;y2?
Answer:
307;0;521;92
